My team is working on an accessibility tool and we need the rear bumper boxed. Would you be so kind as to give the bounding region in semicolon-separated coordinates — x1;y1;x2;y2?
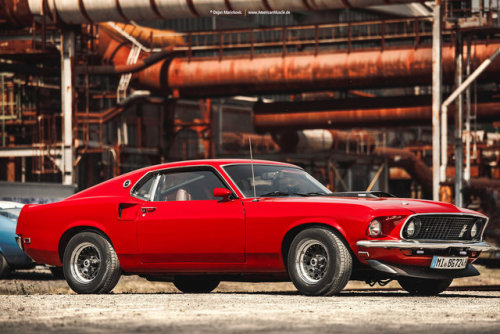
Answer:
357;240;491;252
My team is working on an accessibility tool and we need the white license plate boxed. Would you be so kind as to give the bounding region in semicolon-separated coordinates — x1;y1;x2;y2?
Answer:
430;256;468;269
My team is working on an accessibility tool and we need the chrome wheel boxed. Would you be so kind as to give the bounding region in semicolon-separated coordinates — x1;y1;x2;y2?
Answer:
295;239;329;284
70;242;101;284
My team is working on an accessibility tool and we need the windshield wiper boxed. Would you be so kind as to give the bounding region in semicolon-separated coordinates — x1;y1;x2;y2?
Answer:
293;192;326;197
260;191;291;197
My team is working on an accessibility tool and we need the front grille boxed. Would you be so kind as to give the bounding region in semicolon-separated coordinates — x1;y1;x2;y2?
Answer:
402;215;485;241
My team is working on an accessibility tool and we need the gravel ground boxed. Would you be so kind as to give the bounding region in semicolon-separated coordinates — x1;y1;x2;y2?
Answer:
1;266;500;333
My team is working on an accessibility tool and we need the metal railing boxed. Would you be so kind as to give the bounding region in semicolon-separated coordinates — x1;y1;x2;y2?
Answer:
164;18;436;59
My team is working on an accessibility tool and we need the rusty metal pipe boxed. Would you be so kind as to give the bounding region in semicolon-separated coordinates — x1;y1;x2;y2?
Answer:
254;102;500;130
0;0;33;26
75;46;180;75
373;147;433;195
93;22;500;98
166;42;500;97
0;0;428;26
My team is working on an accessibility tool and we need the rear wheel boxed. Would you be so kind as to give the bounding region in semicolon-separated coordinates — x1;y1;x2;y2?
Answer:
287;228;352;296
0;253;11;278
398;277;453;295
63;232;121;294
173;276;220;293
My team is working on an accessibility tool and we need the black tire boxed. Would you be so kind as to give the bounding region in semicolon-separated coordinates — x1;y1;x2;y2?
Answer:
0;253;11;278
287;228;352;296
63;232;121;294
49;266;65;279
398;277;453;296
173;276;220;293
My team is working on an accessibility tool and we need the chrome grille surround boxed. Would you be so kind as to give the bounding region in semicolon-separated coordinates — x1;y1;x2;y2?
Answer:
400;213;489;242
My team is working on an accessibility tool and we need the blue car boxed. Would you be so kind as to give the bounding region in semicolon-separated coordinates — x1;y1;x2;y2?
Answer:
0;201;35;277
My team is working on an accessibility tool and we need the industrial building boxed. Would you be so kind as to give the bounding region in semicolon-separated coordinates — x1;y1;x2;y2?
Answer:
0;0;499;239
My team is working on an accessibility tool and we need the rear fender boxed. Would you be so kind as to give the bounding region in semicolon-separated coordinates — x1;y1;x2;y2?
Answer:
58;220;113;263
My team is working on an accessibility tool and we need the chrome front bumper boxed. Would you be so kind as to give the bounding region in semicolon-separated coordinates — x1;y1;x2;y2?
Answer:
356;240;491;252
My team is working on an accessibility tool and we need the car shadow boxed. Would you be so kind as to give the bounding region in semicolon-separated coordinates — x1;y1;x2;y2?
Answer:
118;288;499;298
3;270;57;281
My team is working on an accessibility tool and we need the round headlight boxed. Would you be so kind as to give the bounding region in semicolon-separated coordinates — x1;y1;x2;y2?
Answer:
470;222;479;239
368;219;382;237
405;218;421;238
406;221;416;237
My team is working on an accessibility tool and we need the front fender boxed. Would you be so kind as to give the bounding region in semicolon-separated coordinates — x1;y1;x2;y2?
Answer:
283;217;352;247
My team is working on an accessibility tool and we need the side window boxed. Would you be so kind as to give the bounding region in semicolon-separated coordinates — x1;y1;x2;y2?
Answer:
153;169;228;201
131;173;157;200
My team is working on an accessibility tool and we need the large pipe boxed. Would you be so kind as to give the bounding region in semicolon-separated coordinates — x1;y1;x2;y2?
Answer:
273;129;375;153
76;46;181;75
253;102;500;130
165;42;500;97
373;147;433;195
99;22;185;50
92;21;500;97
2;0;427;26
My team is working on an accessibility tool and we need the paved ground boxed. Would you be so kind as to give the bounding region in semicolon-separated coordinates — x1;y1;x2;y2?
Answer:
1;266;499;333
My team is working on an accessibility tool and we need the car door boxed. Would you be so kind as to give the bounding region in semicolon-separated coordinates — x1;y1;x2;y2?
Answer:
135;167;246;263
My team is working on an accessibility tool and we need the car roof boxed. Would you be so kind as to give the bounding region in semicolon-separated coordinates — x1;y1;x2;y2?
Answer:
129;159;300;175
0;201;24;209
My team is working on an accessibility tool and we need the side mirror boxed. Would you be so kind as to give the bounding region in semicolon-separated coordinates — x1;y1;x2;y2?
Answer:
213;188;232;201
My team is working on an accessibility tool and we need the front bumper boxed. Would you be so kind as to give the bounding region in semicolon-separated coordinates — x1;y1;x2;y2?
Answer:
365;260;480;279
357;240;491;252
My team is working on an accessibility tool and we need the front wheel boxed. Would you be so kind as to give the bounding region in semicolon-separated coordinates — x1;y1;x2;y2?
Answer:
398;277;453;295
287;228;352;296
0;253;11;278
63;232;121;294
173;276;220;293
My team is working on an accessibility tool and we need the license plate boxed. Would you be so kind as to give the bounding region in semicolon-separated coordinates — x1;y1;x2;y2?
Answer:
430;256;468;269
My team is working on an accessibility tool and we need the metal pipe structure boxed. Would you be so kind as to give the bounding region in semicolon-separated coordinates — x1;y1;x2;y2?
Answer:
272;129;375;153
440;46;500;184
454;33;463;207
75;46;181;75
253;102;500;130
91;21;500;97
1;0;428;26
464;37;472;184
61;30;75;186
373;147;433;195
161;43;500;97
431;0;442;201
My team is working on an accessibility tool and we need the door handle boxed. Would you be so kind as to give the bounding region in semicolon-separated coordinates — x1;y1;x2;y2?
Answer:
141;207;156;215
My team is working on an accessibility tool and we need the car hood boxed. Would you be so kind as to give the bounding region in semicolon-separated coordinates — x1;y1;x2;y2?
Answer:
259;196;468;214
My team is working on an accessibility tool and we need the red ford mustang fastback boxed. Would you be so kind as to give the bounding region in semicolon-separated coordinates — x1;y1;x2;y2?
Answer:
16;159;491;295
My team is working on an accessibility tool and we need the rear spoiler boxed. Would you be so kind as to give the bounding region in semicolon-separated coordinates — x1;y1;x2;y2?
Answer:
328;191;396;198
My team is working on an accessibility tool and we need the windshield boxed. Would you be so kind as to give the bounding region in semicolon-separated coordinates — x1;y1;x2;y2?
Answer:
0;208;22;222
223;164;332;198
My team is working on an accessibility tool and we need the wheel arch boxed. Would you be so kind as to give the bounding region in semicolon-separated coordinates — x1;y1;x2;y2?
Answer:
58;225;114;264
281;222;354;269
